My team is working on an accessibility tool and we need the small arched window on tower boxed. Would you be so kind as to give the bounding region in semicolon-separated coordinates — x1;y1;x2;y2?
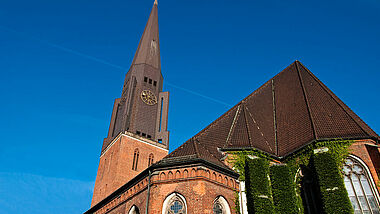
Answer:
342;156;380;213
148;153;154;167
132;149;139;171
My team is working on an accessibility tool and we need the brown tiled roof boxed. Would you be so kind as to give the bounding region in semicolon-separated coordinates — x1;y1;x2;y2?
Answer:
131;2;160;69
161;61;379;166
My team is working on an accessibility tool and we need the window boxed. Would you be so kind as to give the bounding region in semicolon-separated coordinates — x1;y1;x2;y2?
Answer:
298;164;323;213
128;205;140;214
162;193;187;214
149;78;152;84
148;153;154;166
144;77;148;82
153;81;157;86
213;196;231;214
343;156;380;214
136;131;141;135
132;149;139;171
213;202;223;214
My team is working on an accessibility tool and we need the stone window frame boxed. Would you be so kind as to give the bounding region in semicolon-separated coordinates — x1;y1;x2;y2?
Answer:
148;153;154;166
343;155;380;213
213;195;231;214
132;149;139;171
162;192;187;214
128;205;140;214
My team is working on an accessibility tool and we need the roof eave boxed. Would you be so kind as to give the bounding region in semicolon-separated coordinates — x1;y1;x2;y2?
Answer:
221;136;379;161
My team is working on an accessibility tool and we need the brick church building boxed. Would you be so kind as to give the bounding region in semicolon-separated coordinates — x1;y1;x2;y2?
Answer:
85;1;379;214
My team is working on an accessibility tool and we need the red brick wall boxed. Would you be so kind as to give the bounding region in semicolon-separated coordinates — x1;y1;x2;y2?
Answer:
349;139;380;192
91;134;168;207
92;165;239;214
149;166;238;214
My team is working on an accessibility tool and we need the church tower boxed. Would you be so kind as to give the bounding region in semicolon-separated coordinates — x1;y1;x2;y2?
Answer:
91;1;169;206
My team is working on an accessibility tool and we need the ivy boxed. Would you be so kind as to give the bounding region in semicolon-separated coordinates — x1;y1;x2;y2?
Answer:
269;164;299;214
228;139;354;214
233;190;241;214
245;158;275;214
285;139;352;176
228;150;271;181
313;152;354;214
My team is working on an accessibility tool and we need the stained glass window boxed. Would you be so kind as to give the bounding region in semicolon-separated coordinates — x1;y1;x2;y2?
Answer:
213;196;231;214
169;200;183;213
165;194;186;214
343;156;380;214
213;201;223;214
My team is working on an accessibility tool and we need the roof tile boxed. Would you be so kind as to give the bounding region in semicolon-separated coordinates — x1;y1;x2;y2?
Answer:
161;60;379;165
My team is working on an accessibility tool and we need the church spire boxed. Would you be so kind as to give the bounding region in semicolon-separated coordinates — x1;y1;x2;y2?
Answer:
102;1;169;152
131;1;160;70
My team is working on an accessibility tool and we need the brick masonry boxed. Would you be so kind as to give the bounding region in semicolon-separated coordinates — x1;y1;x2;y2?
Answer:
349;139;380;192
92;165;239;214
92;133;168;206
88;138;380;214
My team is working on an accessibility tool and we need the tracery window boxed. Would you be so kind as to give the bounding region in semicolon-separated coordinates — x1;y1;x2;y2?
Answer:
162;193;187;214
148;153;154;166
213;201;223;214
132;149;139;171
343;156;380;214
213;196;231;214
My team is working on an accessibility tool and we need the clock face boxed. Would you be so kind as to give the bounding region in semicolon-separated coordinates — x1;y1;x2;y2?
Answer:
140;90;157;105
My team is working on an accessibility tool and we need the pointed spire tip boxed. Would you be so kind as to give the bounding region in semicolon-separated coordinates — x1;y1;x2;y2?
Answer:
154;0;158;5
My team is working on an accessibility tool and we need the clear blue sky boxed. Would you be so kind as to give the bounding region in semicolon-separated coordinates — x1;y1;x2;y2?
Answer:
0;0;379;213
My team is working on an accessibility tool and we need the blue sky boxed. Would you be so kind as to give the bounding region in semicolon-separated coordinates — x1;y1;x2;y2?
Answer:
0;0;379;213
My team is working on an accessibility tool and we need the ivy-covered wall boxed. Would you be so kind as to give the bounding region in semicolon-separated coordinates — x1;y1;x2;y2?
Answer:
229;139;354;214
313;152;353;214
245;158;274;214
269;164;299;214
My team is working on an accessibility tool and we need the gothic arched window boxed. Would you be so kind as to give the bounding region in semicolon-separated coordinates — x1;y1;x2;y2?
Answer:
213;201;223;214
213;196;231;214
132;149;139;171
148;153;154;166
343;156;380;214
162;192;187;214
128;205;140;214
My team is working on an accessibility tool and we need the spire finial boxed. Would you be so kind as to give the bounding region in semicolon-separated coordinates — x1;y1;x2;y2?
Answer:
154;0;158;5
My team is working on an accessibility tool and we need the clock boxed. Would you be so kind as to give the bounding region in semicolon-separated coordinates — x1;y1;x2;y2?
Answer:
140;90;157;105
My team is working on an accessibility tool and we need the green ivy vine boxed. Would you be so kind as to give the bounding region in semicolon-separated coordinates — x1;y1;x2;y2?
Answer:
227;139;354;214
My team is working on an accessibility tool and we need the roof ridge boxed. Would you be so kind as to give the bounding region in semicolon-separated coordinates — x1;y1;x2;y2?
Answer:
295;61;317;139
164;139;193;158
241;103;253;147
244;104;274;152
187;104;239;144
271;79;279;156
224;105;242;148
241;61;298;104
192;138;200;158
297;61;379;139
195;139;222;161
175;61;300;148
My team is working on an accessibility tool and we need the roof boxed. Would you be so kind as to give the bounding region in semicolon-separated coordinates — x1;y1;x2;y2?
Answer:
130;2;161;69
161;60;379;165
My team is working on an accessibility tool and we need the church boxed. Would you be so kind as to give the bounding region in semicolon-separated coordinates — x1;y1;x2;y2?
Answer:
85;1;380;214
